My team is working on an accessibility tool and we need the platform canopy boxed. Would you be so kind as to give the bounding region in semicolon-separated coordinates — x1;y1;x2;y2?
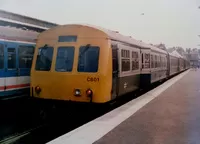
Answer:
0;9;59;32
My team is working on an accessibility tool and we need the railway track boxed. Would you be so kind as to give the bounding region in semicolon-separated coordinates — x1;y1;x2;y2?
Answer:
0;124;46;144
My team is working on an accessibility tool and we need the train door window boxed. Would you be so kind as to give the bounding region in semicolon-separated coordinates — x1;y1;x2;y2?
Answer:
35;46;53;71
151;55;153;68
154;55;157;68
160;56;162;68
121;49;130;72
132;51;138;70
18;45;35;68
141;53;143;68
7;48;16;69
144;53;150;68
112;47;118;72
136;52;139;69
56;46;75;72
156;55;158;67
0;44;4;69
160;57;162;68
78;46;99;73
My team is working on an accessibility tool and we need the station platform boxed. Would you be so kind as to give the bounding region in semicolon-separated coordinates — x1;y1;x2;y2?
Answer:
48;69;200;144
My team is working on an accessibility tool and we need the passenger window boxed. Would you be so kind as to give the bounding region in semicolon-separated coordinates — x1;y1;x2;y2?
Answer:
0;44;4;69
77;46;99;73
35;46;53;71
121;49;130;72
18;45;35;68
55;46;74;72
7;48;16;69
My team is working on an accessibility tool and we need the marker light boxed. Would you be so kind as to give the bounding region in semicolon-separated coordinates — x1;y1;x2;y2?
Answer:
86;89;93;97
35;86;41;93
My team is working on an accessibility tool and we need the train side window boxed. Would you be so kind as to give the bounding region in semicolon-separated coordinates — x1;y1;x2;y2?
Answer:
56;46;75;72
18;45;35;68
121;49;130;72
7;48;16;69
0;44;4;69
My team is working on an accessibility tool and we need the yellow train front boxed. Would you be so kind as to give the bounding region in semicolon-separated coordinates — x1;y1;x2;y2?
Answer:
31;24;113;103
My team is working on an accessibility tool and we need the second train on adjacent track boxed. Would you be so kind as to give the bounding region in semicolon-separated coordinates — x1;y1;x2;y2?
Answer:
30;24;190;104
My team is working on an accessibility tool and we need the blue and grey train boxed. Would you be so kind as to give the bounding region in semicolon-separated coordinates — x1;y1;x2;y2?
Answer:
0;26;38;99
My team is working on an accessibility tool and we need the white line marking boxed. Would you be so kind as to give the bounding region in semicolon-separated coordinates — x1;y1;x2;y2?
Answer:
47;70;190;144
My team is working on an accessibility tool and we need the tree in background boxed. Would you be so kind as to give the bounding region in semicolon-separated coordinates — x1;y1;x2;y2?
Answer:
186;48;191;54
176;47;185;56
155;43;167;51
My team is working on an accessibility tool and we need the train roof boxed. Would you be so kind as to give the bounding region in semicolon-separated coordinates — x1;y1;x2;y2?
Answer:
42;24;168;54
84;24;168;54
0;26;38;43
170;50;186;59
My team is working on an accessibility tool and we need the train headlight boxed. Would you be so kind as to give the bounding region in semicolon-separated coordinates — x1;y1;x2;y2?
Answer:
74;89;81;96
35;86;41;94
86;89;93;97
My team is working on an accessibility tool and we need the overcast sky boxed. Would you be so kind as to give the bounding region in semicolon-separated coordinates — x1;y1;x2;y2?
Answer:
0;0;200;48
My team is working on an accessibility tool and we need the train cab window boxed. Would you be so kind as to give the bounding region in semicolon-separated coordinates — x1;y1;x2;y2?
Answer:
18;45;35;68
55;46;74;72
35;46;53;71
0;44;4;69
77;46;99;73
121;49;130;72
7;48;16;69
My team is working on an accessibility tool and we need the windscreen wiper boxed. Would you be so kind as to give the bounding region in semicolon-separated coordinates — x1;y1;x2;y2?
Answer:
79;44;91;58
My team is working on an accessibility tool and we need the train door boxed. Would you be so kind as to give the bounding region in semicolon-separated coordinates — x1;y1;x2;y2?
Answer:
0;42;5;96
178;58;180;72
111;44;119;100
166;54;170;77
5;42;18;94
